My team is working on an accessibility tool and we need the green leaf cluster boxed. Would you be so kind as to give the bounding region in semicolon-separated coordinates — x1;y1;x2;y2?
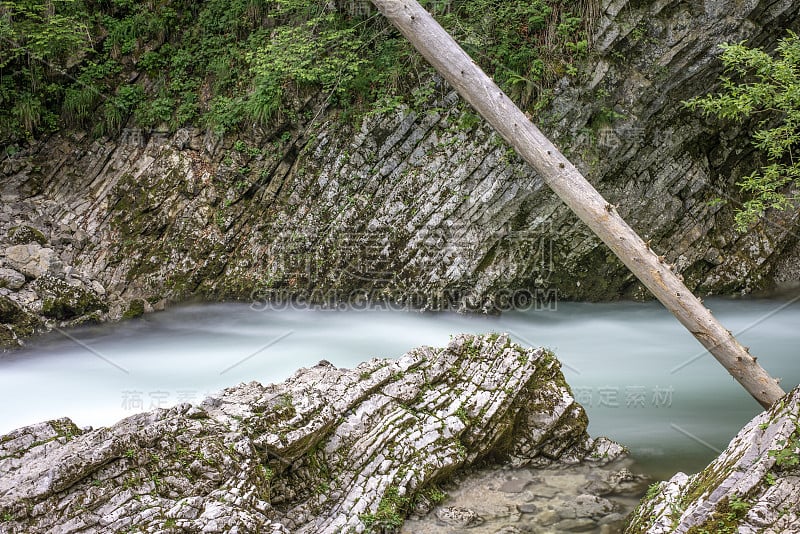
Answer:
0;0;92;139
1;0;596;144
685;31;800;230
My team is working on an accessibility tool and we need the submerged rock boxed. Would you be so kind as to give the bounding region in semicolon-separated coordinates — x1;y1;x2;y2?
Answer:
402;460;649;534
0;334;623;533
626;385;800;533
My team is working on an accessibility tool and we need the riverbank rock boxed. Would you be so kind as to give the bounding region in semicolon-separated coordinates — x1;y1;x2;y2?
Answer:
0;268;25;290
0;334;625;533
625;385;800;533
3;243;61;280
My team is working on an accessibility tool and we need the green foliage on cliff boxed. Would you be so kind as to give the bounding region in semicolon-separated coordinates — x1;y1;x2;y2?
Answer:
1;0;593;147
0;0;93;138
686;31;800;230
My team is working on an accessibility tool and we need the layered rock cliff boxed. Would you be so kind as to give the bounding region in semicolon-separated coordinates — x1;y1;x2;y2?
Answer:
1;0;800;347
0;334;625;533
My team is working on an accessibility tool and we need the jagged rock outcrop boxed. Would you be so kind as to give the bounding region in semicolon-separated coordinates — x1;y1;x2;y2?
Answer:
1;0;799;347
0;334;624;533
626;385;800;533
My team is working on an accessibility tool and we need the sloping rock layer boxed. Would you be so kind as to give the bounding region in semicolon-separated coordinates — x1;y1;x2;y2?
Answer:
626;385;800;533
0;334;621;533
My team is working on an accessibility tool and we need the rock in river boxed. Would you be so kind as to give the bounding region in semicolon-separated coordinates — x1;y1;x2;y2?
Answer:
626;385;800;533
0;334;624;533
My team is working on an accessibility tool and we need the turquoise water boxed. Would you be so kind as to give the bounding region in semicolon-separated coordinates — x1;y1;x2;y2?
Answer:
1;297;798;480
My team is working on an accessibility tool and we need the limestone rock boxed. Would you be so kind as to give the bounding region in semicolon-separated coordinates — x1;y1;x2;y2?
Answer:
3;244;61;279
0;295;41;348
0;268;25;290
435;506;484;527
32;275;107;320
0;334;612;533
626;385;800;533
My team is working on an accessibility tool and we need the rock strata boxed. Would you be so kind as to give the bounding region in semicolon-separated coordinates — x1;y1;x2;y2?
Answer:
0;334;623;533
2;0;800;348
626;385;800;533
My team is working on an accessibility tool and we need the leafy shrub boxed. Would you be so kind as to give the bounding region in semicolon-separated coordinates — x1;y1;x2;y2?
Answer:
686;31;800;230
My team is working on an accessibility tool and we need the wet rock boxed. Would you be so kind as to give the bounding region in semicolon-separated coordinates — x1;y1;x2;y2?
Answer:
530;485;560;498
4;244;61;279
583;479;613;495
404;457;646;533
606;467;648;495
599;512;625;525
557;493;618;519
435;506;484;527
33;275;107;320
553;518;597;532
0;295;41;347
516;503;537;514
0;268;25;290
535;509;561;526
499;478;531;493
121;298;146;319
626;385;800;533
0;334;607;533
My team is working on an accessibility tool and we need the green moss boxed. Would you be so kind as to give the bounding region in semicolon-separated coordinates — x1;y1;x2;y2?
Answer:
0;296;27;324
122;299;146;320
685;494;753;534
38;277;108;320
7;225;47;245
0;296;41;346
50;419;82;441
360;485;412;532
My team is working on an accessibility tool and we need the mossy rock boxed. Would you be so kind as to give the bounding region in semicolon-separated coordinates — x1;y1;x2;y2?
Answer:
0;296;26;324
7;225;47;246
0;296;41;344
35;276;108;320
122;299;146;320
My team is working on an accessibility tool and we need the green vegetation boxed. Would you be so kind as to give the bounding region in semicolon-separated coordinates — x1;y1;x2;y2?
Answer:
122;298;145;319
685;494;753;534
685;31;800;230
1;0;595;146
359;485;411;531
768;416;800;469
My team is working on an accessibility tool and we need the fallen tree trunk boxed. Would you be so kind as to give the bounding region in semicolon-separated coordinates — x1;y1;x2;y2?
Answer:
369;0;786;409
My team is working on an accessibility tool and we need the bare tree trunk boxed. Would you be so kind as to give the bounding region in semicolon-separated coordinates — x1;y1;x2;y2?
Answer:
370;0;786;409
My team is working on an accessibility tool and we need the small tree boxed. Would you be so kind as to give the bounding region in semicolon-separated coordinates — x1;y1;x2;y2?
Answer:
685;30;800;231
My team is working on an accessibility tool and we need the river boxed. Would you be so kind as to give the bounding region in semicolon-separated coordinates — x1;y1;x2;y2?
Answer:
1;296;798;481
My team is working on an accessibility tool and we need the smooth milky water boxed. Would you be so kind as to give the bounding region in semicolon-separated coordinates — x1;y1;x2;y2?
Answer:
1;297;798;480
